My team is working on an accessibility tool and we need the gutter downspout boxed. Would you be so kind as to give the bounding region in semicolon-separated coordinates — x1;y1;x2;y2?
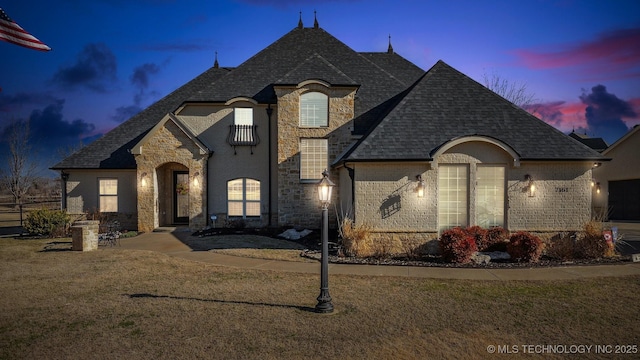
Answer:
60;171;69;211
266;104;274;227
344;162;355;223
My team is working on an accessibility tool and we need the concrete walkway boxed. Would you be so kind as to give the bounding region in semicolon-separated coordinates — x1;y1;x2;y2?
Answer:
118;228;640;281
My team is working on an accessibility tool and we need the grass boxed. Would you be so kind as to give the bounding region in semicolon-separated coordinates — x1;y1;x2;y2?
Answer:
1;237;639;359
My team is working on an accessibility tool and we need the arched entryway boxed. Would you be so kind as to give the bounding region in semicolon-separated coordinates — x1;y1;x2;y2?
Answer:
156;162;190;227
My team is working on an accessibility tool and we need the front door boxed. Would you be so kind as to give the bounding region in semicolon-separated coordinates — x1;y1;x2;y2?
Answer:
174;171;189;224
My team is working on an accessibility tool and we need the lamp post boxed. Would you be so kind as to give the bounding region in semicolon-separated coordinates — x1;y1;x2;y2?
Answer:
315;169;334;313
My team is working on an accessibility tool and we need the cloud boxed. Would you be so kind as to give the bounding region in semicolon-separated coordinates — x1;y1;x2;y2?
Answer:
131;63;161;90
527;100;586;132
0;100;99;173
512;27;640;81
111;105;143;123
579;85;635;143
110;62;161;123
0;92;59;113
50;43;118;92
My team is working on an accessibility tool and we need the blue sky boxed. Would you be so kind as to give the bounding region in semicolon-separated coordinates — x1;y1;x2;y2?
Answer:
1;0;639;175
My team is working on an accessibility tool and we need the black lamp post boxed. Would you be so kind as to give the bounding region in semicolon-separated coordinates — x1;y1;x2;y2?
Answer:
315;169;334;313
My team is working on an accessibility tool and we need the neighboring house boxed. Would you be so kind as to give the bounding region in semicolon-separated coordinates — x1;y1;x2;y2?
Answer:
568;131;608;152
592;125;640;221
52;21;605;239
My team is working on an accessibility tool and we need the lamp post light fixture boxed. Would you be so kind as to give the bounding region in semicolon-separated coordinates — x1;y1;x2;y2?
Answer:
315;169;334;314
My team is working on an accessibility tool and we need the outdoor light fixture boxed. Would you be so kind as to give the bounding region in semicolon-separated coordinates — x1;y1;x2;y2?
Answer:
593;162;602;168
315;169;335;314
591;179;596;187
596;182;601;194
193;171;200;187
141;172;148;187
525;174;535;197
416;174;425;198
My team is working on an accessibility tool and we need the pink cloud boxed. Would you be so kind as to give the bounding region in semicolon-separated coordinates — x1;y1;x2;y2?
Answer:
527;100;586;132
512;28;640;80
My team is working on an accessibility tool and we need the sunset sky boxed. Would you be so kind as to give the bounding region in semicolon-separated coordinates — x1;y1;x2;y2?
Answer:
1;0;638;175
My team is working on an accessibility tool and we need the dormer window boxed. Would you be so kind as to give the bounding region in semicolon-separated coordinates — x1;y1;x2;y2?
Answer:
300;92;328;127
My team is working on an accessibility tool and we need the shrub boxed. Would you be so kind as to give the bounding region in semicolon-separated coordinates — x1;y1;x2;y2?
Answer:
576;220;614;259
338;217;374;257
484;227;509;252
507;232;543;263
546;232;577;260
439;228;478;264
465;226;488;251
24;208;70;237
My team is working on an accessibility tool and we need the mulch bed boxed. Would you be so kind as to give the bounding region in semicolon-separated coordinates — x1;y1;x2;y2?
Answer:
192;227;633;269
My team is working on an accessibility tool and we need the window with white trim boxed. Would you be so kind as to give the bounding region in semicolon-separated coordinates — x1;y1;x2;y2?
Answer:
438;165;468;231
300;92;328;127
227;178;260;218
99;178;118;212
300;138;328;181
476;165;505;228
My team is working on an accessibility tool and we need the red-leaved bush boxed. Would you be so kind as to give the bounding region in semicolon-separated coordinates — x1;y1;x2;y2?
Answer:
439;228;478;264
465;226;488;251
507;231;543;263
484;227;509;252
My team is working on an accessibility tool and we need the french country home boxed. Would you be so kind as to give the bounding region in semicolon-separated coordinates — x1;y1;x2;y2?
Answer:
52;19;606;241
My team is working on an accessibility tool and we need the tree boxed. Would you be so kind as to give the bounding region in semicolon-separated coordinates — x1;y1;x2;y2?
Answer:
482;72;537;109
0;120;38;207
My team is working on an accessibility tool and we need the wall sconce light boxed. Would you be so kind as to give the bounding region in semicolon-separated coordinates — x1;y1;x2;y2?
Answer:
141;172;148;187
525;174;535;197
193;171;200;187
416;175;425;198
591;179;595;187
596;182;601;194
593;162;602;168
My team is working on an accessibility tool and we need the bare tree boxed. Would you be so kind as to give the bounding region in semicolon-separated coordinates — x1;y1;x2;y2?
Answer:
1;120;38;207
483;72;537;109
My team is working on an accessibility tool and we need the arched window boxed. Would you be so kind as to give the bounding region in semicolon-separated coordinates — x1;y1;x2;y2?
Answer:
228;178;261;218
300;92;328;127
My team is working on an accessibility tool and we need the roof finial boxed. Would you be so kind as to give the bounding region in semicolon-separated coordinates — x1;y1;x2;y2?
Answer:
313;10;319;29
214;51;219;68
387;34;394;54
298;11;303;29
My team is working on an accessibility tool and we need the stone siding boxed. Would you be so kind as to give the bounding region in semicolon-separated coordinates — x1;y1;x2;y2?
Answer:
275;84;356;228
135;120;207;233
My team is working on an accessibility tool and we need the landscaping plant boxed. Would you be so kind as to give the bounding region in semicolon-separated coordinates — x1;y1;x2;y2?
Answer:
439;227;478;263
507;231;544;263
24;208;70;237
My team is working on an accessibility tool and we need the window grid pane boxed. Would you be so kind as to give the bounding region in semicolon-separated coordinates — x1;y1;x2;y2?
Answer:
300;92;328;127
227;178;261;218
477;166;505;228
438;166;468;231
300;139;327;180
234;108;253;125
99;179;118;212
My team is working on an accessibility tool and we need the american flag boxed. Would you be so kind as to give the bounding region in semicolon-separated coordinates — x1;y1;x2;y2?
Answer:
0;8;51;51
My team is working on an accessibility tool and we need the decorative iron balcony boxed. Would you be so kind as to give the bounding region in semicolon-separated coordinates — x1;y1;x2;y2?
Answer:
227;124;260;154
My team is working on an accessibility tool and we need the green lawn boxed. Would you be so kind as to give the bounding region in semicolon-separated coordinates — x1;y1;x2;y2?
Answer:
1;237;638;359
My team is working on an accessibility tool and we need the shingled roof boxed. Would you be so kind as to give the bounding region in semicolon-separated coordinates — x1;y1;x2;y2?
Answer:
341;61;606;162
52;26;424;170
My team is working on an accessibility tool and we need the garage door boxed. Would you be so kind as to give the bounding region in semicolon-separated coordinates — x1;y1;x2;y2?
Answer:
609;179;640;221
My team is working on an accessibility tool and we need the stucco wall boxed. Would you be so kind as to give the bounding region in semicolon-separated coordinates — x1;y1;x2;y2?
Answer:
178;102;274;227
592;127;640;216
65;169;137;229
